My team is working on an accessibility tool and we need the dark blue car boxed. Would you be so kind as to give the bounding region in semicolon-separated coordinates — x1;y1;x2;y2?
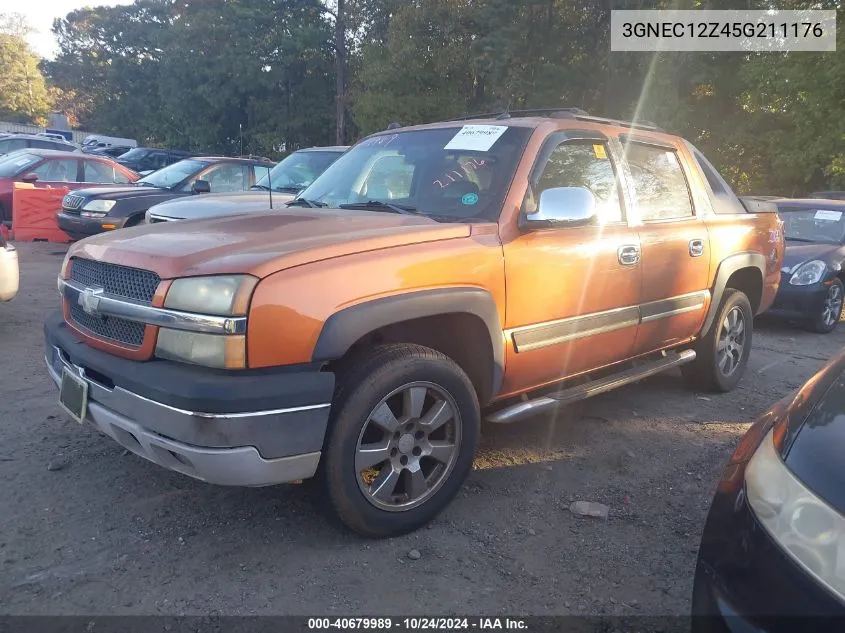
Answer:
766;198;845;333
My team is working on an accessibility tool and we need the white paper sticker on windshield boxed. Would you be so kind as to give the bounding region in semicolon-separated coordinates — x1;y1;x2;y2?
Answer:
444;125;508;152
814;209;843;221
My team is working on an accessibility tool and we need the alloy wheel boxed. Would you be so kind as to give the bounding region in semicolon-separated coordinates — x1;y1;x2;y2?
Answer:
822;284;843;328
355;381;461;512
717;307;746;377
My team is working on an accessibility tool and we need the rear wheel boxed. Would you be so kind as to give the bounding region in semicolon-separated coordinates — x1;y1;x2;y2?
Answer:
809;278;843;334
316;344;480;538
682;289;753;393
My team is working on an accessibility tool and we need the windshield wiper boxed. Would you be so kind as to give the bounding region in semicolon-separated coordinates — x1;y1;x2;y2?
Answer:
137;181;164;188
785;236;817;243
273;186;302;193
250;184;270;191
338;200;420;215
286;198;326;208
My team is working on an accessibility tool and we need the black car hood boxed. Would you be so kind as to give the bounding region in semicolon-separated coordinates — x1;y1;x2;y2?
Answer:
73;186;182;201
782;242;844;271
782;354;845;513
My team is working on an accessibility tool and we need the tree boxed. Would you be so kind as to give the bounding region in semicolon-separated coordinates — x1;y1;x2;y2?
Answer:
0;13;52;123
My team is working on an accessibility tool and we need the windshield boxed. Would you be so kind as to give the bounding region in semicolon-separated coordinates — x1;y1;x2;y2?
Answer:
118;148;149;161
780;207;845;245
137;159;210;189
254;150;342;192
0;152;40;178
295;126;532;221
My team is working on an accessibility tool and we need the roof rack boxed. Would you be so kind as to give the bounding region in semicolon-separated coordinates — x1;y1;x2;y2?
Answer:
450;108;664;132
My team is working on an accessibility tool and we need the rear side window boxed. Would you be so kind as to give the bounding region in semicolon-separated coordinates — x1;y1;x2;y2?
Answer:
83;160;115;183
626;144;693;221
686;142;746;214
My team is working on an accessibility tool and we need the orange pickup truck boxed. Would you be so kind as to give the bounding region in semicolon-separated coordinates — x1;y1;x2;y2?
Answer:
45;109;784;537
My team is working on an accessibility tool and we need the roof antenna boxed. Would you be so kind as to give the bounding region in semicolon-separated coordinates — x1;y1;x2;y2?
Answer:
266;165;273;210
496;96;513;120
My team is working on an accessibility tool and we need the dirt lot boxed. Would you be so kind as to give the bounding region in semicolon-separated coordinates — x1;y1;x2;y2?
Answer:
1;241;842;617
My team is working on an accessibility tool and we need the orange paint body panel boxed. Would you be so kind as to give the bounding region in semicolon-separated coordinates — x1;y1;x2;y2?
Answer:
56;115;784;405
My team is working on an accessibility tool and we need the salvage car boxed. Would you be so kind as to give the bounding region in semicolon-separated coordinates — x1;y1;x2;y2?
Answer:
45;110;784;537
115;147;196;174
145;146;347;223
0;133;80;155
0;225;18;302
767;198;845;333
692;350;845;630
56;156;275;239
0;149;139;228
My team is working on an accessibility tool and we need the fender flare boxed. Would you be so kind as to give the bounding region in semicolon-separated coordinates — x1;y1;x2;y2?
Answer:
312;287;504;398
701;251;767;337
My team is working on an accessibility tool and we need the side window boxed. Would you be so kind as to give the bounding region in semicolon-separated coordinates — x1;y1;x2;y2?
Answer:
32;159;78;182
0;138;27;153
361;155;414;199
113;167;132;184
202;164;250;192
532;141;624;223
150;152;168;169
83;160;115;183
626;144;693;221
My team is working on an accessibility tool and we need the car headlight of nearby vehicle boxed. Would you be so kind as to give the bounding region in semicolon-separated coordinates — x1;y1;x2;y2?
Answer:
155;275;257;369
745;428;845;602
789;260;827;286
80;199;116;216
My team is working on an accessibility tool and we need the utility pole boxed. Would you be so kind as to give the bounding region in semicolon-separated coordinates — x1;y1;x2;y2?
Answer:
335;0;346;145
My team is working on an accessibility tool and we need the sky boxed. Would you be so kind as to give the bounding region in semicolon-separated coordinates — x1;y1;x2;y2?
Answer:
6;0;135;59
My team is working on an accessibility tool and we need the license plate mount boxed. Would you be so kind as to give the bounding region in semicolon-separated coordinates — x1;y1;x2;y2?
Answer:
59;368;88;424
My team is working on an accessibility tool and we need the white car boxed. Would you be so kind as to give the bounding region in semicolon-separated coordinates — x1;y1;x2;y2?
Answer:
0;229;18;301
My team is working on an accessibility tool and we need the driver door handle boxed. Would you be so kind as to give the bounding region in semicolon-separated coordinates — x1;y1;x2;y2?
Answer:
618;244;640;266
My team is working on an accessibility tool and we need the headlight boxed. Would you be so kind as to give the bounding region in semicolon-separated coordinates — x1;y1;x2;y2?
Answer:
155;329;245;369
790;260;827;285
745;428;845;602
81;199;116;213
80;211;107;218
164;275;257;316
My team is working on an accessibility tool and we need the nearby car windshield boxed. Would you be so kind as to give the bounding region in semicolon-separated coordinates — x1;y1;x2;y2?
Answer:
294;126;532;221
0;152;40;178
117;148;149;161
253;151;341;193
779;207;845;245
137;159;210;189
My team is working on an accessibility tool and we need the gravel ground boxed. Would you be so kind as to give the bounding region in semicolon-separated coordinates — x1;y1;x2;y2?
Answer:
1;241;842;617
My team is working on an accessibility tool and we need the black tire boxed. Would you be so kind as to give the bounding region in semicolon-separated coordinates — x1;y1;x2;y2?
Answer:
809;278;843;334
682;289;753;393
124;213;144;227
316;344;480;538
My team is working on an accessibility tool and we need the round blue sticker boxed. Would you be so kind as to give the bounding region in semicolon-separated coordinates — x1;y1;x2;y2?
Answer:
461;192;479;206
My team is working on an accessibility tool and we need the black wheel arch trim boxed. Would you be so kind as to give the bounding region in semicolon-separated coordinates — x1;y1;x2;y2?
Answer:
312;287;504;401
701;251;766;337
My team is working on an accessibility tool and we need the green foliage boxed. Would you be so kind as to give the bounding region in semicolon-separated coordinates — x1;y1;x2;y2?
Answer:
40;0;845;193
0;13;52;123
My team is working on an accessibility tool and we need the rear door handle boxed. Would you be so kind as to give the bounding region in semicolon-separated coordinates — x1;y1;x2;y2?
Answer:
617;244;640;266
689;238;705;257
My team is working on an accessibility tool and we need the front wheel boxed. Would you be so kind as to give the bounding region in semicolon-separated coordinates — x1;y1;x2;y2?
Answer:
682;289;753;393
809;278;843;334
317;344;480;538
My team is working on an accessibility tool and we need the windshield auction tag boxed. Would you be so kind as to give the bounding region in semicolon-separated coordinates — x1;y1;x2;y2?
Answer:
814;210;843;221
444;125;508;152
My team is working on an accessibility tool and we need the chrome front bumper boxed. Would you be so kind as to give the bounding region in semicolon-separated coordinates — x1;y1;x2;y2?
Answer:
45;345;325;487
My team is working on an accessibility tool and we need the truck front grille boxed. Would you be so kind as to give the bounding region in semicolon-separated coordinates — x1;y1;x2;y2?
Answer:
67;258;161;348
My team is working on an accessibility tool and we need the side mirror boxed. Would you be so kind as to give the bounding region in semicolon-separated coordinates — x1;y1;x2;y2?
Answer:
20;173;38;184
192;179;211;194
523;186;597;229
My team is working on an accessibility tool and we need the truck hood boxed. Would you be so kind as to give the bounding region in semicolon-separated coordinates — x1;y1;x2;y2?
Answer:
68;208;472;279
148;191;296;220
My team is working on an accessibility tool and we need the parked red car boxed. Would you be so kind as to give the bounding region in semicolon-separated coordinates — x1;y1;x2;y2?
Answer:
0;149;139;227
